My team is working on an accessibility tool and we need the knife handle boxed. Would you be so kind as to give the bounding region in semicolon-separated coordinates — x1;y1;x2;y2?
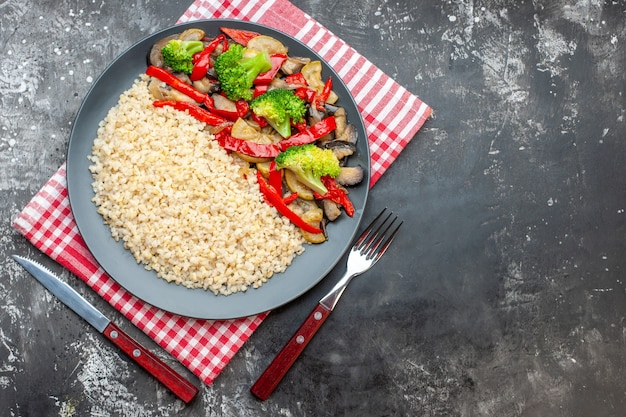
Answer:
251;303;331;400
103;322;199;403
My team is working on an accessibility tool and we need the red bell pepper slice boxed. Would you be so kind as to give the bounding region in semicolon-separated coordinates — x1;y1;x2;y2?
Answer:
235;99;250;117
292;118;307;132
256;171;323;234
314;176;355;217
251;112;269;128
278;116;336;150
282;193;299;205
267;161;299;205
294;87;317;103
220;27;261;46
268;161;283;194
146;65;207;103
203;95;250;121
214;132;280;158
254;54;287;85
190;34;227;81
152;100;230;126
253;84;269;98
285;73;308;86
313;76;333;110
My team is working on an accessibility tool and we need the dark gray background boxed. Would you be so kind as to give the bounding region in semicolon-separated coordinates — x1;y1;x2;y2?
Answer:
2;1;625;416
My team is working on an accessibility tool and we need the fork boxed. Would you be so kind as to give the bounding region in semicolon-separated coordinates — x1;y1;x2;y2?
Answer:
251;208;402;400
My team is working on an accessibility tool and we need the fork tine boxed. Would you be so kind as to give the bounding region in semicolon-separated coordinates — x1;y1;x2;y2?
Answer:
362;212;395;256
354;208;388;249
370;218;403;262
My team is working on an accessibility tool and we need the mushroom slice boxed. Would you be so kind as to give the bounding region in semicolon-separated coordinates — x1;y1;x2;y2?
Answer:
281;56;311;75
212;93;238;113
269;77;291;90
323;141;356;160
149;34;178;67
336;166;364;186
147;78;196;103
247;35;288;54
178;28;205;41
192;77;220;94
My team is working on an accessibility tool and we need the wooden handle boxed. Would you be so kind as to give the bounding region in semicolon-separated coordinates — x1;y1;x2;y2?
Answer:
251;303;331;400
103;322;199;403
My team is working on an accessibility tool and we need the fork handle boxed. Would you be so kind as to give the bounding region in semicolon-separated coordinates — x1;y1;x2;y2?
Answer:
251;303;331;400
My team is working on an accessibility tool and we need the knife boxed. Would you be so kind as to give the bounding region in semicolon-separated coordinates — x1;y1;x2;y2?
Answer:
12;255;199;403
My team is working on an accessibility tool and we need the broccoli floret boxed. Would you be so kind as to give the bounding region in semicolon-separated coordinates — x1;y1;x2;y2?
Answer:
274;144;341;195
250;89;307;138
213;44;272;101
161;39;205;74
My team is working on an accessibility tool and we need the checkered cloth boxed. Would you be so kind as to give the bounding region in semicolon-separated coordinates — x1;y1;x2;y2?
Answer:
12;0;431;386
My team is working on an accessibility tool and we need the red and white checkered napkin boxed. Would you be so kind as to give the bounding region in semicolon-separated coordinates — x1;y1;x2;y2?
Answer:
12;0;431;386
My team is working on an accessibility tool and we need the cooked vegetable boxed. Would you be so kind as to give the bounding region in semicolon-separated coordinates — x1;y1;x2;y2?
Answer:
313;76;333;110
215;131;280;158
253;54;287;85
300;207;326;243
161;39;204;74
246;35;288;55
190;34;227;81
152;100;230;126
274;144;341;195
301;61;338;105
219;27;261;46
205;94;250;121
284;169;315;200
278;117;336;150
335;165;364;186
250;89;307;138
256;170;323;234
213;43;272;101
146;65;207;103
314;176;355;217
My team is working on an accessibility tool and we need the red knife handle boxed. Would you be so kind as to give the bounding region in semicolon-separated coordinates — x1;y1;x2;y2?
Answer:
251;303;331;400
103;322;199;403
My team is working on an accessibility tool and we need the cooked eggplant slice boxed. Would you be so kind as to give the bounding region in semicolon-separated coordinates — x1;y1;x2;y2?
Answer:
336;166;364;186
322;199;342;222
335;123;357;145
323;140;356;160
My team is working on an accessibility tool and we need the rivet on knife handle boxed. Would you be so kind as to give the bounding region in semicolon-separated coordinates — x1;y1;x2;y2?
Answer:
102;322;199;403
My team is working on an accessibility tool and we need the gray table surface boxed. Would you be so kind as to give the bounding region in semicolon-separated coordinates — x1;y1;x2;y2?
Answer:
2;1;625;416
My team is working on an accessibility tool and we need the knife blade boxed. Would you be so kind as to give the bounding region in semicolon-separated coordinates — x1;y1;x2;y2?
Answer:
12;255;199;403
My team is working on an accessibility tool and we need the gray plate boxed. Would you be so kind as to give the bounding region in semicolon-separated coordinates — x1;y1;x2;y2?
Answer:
66;19;369;319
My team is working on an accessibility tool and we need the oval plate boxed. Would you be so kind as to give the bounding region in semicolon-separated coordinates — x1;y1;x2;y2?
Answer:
66;19;370;319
